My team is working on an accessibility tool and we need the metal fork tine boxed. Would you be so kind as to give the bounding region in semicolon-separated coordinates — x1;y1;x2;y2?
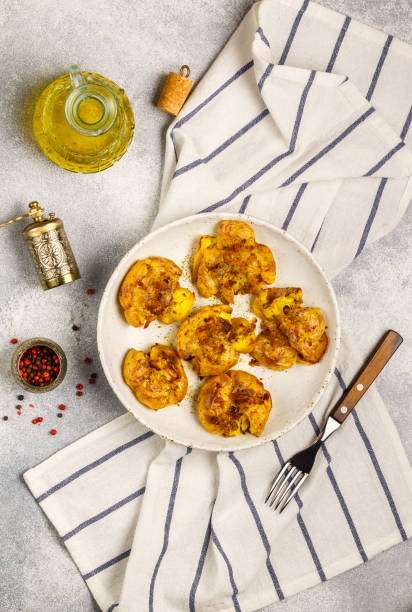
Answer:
264;461;291;503
273;470;302;510
269;466;298;507
278;473;308;513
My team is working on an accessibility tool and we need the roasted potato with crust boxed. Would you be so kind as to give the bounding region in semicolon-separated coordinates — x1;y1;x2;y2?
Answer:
252;287;302;321
230;317;257;353
250;325;297;371
278;307;328;364
252;287;328;367
176;305;255;376
118;257;194;328
123;344;188;410
296;333;329;364
158;287;195;325
193;220;276;304
197;370;272;437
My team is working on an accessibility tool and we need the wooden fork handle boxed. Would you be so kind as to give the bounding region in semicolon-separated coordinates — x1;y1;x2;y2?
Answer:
330;330;403;424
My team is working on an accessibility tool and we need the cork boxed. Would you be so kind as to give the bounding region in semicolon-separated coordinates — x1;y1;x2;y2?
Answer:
157;65;194;116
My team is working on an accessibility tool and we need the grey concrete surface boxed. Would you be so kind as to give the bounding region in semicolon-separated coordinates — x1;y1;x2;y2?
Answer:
0;1;411;611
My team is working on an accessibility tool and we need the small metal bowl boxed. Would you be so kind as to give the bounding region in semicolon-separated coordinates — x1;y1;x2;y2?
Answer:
11;337;67;393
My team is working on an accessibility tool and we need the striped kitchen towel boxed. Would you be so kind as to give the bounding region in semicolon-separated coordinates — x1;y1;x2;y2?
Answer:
24;1;412;611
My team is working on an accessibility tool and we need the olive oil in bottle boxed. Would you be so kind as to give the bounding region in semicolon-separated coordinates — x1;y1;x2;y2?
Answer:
33;65;134;173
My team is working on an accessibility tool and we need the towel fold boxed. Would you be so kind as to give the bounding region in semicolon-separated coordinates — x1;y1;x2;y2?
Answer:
24;1;412;610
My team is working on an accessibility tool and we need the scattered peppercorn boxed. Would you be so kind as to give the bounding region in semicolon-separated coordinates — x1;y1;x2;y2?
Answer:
32;419;38;424
57;413;63;418
72;324;79;331
87;289;94;295
18;345;60;388
10;338;18;344
17;395;24;401
91;373;97;379
17;411;21;415
29;403;34;408
16;404;22;410
50;429;57;435
3;416;8;421
37;417;43;423
89;378;95;384
59;404;66;410
76;391;83;397
76;384;83;390
84;357;92;364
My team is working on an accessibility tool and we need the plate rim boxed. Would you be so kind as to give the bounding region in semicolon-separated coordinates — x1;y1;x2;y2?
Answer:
97;212;341;451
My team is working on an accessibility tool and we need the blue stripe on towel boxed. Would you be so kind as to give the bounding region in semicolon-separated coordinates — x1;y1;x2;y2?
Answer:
333;367;346;392
62;487;146;541
149;449;191;612
310;221;323;252
278;17;355;233
326;16;351;72
356;106;412;257
281;107;375;187
353;410;408;541
170;60;254;157
259;0;310;90
229;452;284;600
239;194;251;214
173;109;270;178
308;413;368;562
287;71;316;148
277;19;355;228
211;526;241;612
272;439;284;467
108;605;119;611
189;520;212;612
200;71;315;213
272;440;326;582
83;549;131;581
257;26;270;48
400;106;412;140
180;0;310;183
334;369;407;541
282;183;308;230
279;0;309;65
364;141;405;176
173;61;254;131
258;63;275;91
36;431;154;503
355;177;387;257
366;35;393;101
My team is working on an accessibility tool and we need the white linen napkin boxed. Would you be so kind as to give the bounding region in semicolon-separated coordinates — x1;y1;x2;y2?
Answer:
24;1;412;611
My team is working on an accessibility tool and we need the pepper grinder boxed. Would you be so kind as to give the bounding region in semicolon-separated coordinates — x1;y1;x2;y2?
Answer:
0;201;80;289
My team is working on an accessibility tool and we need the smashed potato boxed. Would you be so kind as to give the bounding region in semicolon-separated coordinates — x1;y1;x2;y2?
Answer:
119;257;194;328
250;324;297;371
123;344;188;409
193;220;276;304
158;287;195;325
278;307;328;364
197;370;272;437
230;317;257;353
296;332;329;365
176;305;255;376
252;288;328;368
252;287;302;321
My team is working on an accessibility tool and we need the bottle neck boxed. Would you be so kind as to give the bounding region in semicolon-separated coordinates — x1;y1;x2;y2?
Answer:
65;82;118;137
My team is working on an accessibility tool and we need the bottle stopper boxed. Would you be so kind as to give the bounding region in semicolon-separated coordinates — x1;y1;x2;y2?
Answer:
157;65;194;116
0;201;81;290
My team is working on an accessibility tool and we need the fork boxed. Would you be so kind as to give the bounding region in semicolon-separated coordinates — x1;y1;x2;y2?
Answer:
265;329;403;513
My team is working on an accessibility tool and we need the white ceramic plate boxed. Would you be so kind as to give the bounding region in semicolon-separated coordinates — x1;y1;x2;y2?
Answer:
97;213;340;451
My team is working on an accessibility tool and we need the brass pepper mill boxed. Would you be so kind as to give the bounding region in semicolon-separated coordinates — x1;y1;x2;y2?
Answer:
0;201;80;289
